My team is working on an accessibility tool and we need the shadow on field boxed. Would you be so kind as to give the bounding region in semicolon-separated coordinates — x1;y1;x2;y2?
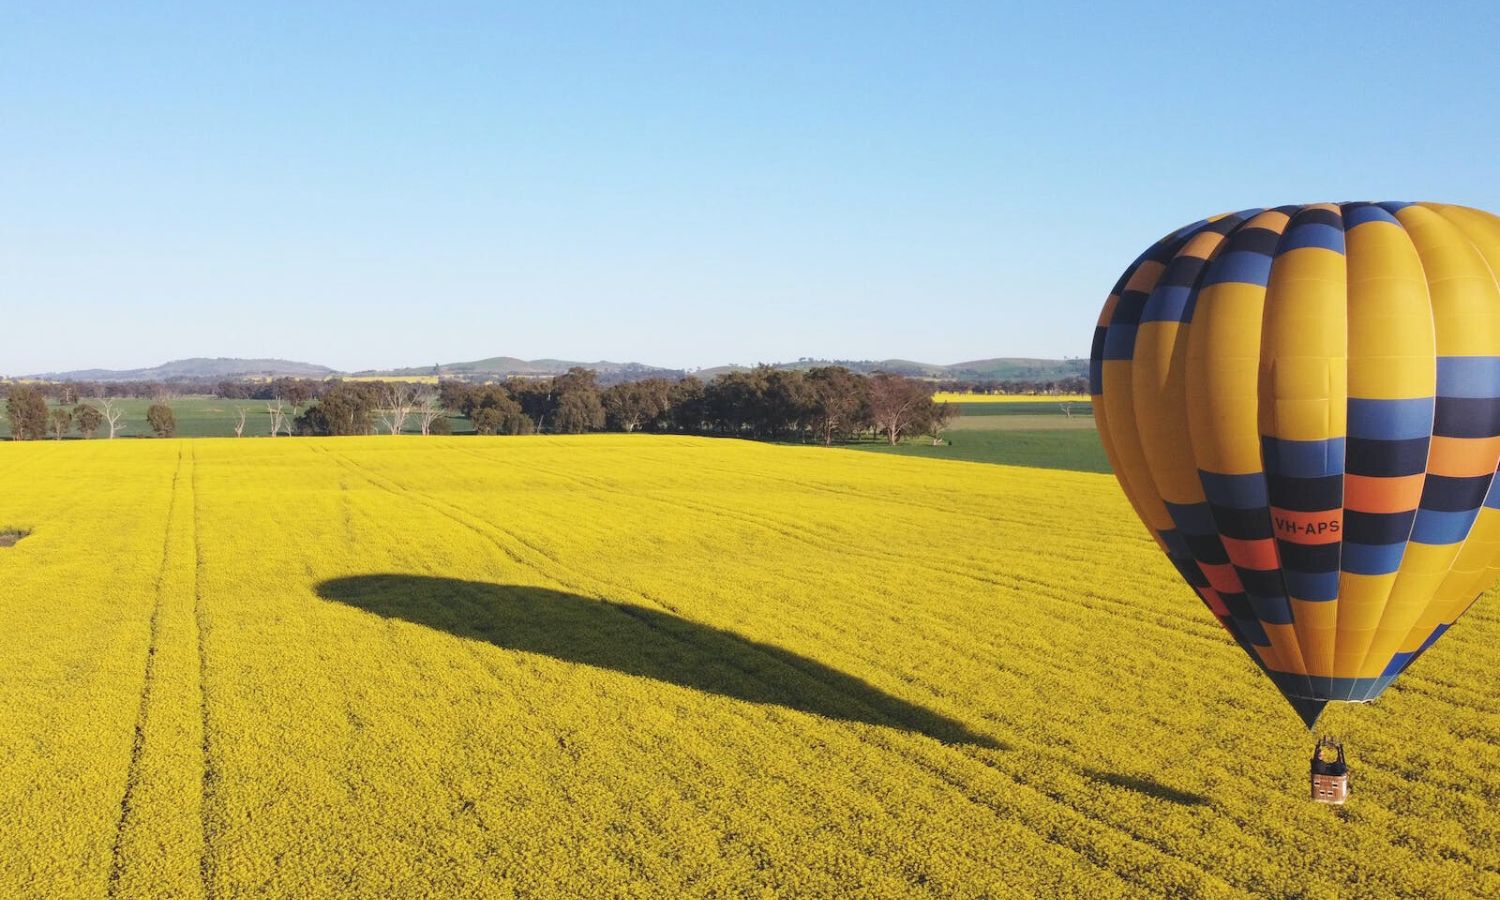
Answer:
1084;770;1209;807
317;574;998;748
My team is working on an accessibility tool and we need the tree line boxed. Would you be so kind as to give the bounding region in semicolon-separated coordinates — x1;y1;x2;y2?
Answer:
436;367;958;444
3;367;960;445
270;367;957;444
1;387;162;440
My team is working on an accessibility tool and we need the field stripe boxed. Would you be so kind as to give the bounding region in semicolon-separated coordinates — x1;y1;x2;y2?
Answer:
191;447;221;900
435;444;1329;891
105;450;183;897
314;486;1114;884
106;448;208;899
314;448;1010;745
453;445;1233;669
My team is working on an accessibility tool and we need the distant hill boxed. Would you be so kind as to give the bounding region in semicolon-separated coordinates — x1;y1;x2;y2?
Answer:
695;358;1088;381
29;357;336;382
360;357;684;380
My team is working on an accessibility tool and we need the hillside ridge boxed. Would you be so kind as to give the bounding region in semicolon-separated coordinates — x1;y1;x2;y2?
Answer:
27;355;1087;382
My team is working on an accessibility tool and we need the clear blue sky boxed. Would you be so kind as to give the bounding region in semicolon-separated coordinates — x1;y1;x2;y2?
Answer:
4;2;1497;374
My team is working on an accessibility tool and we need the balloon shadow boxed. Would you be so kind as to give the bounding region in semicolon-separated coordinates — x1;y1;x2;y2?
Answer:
1083;769;1209;807
317;575;998;748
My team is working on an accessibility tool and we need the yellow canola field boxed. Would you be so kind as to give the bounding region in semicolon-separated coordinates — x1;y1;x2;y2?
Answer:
0;436;1495;898
933;392;1090;404
337;374;441;383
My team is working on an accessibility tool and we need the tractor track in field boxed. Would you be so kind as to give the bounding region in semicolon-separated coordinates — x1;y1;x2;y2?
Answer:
190;446;220;900
312;446;996;744
105;449;184;898
450;447;1229;669
342;443;1497;892
436;449;1262;890
459;443;1221;641
649;448;1145;573
313;445;1246;896
628;443;1089;529
324;492;977;874
445;448;1086;691
393;444;1236;731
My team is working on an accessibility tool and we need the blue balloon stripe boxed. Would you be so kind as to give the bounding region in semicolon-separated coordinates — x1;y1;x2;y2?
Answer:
1341;202;1401;229
1339;541;1407;575
1139;284;1194;323
1200;250;1273;287
1436;356;1500;398
1261;437;1346;479
1346;397;1434;441
1162;500;1217;535
1277;222;1346;255
1199;470;1269;509
1088;326;1107;394
1410;508;1481;545
1101;324;1138;360
1279;563;1341;602
1344;436;1429;477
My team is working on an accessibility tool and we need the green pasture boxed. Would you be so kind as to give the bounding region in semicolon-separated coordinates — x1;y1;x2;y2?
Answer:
0;397;246;439
846;399;1108;472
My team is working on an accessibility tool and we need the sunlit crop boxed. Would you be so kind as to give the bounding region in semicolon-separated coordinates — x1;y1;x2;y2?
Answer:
0;436;1494;897
932;391;1090;403
336;374;441;383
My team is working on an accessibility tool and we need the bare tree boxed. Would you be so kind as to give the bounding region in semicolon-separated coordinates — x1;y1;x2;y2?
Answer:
414;389;445;436
377;382;419;435
273;379;314;422
868;373;934;446
266;399;292;437
233;406;249;438
926;402;960;445
100;397;126;439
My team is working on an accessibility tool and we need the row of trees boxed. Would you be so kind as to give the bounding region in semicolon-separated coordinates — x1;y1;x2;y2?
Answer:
14;381;180;403
4;368;959;445
3;387;171;439
438;367;957;445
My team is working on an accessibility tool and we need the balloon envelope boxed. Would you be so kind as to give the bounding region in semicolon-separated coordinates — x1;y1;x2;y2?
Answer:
1090;203;1500;726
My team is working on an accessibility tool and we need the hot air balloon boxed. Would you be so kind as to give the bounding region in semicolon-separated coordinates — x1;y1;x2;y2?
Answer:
1090;203;1500;738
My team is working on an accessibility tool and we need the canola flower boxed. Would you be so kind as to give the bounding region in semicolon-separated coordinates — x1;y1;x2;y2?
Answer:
0;435;1494;898
336;374;441;384
932;392;1090;404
